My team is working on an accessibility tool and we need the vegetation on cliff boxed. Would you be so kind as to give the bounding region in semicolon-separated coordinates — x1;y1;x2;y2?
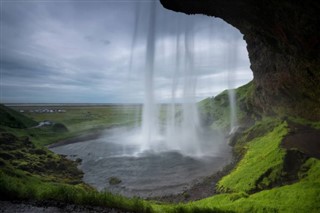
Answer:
0;105;152;212
153;117;320;212
1;82;319;212
0;104;37;128
198;81;255;131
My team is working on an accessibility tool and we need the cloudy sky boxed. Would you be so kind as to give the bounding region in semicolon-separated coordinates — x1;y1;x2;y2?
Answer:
0;0;252;103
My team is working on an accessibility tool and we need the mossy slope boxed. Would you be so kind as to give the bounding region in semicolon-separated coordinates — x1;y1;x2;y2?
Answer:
0;104;37;128
152;118;320;212
218;121;288;193
0;104;152;212
198;81;255;131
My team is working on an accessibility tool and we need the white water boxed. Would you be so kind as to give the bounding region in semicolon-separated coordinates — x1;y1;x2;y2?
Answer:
140;0;158;151
123;2;244;157
225;30;239;134
134;3;204;157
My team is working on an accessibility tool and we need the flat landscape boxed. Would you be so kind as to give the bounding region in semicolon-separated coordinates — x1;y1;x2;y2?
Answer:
6;104;141;146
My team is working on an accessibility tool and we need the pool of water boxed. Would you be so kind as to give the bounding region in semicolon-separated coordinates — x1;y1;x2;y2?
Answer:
50;128;232;198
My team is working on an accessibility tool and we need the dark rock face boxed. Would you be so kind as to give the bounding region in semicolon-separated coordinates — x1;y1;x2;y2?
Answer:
160;0;320;120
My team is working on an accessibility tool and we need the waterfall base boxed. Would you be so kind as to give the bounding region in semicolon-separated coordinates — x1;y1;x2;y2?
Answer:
50;127;232;198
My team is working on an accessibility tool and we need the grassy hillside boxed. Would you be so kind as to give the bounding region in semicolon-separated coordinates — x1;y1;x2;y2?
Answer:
152;118;320;212
198;81;255;131
0;104;152;212
0;104;37;128
1;92;320;212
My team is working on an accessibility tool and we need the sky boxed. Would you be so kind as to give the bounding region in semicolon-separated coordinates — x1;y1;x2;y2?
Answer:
0;0;252;104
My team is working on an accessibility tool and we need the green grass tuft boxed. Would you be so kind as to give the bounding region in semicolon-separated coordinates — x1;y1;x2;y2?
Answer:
0;169;154;212
217;121;288;193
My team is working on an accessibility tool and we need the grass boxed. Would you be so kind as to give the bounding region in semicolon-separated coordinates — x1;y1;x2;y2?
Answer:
0;124;153;212
188;175;320;213
198;81;254;131
149;119;320;213
152;174;320;213
1;99;320;212
20;105;139;127
217;121;288;192
0;104;37;128
5;105;141;146
0;104;153;212
0;169;153;213
0;132;83;184
286;116;320;129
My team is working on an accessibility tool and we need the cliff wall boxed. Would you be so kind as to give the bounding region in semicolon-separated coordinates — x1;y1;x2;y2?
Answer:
160;0;320;120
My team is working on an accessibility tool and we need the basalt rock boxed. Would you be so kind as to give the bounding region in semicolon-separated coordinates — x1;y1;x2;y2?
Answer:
160;0;320;120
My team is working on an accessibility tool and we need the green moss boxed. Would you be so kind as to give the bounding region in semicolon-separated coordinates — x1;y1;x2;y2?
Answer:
151;118;319;212
299;158;320;181
0;133;83;183
217;121;288;193
191;181;319;212
152;157;320;213
233;117;282;155
287;116;320;129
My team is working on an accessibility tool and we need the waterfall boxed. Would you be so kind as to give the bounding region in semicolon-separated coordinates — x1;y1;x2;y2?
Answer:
140;0;158;151
127;2;203;156
226;32;239;134
123;1;247;156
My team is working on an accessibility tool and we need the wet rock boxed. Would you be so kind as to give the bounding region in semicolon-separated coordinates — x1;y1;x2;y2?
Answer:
75;158;82;164
227;126;245;146
109;177;122;185
282;122;320;159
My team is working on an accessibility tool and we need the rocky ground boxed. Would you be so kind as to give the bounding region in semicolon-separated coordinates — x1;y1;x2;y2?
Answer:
282;122;320;159
0;201;131;213
149;159;237;203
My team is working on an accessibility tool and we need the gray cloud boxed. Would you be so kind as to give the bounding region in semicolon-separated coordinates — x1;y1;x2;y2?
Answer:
1;1;252;103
